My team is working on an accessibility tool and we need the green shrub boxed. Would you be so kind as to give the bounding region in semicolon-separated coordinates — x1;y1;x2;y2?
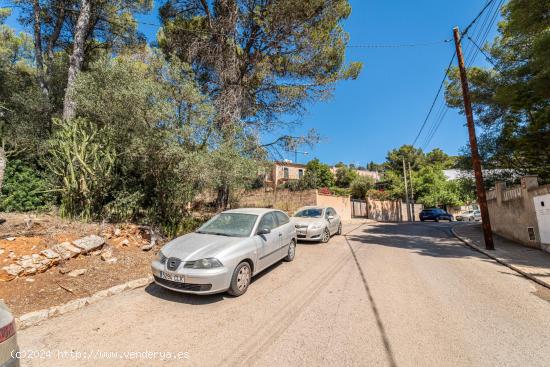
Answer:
350;176;375;199
328;186;351;196
0;160;49;212
162;216;207;238
367;189;391;201
102;190;144;222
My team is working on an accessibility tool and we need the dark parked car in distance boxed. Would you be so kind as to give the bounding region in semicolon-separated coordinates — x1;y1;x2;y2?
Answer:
419;208;454;222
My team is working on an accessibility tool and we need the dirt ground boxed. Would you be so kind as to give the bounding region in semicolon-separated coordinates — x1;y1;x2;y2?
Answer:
0;213;163;316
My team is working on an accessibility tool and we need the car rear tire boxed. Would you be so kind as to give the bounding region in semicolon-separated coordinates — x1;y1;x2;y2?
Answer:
321;228;330;243
284;240;296;262
337;223;342;235
228;262;252;297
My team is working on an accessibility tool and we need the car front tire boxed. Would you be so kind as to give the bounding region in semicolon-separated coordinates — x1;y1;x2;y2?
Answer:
321;228;330;243
284;240;296;262
228;262;252;297
337;223;342;235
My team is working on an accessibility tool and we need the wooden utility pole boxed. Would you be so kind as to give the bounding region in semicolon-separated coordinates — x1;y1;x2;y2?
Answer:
453;26;495;250
408;161;415;222
402;158;412;222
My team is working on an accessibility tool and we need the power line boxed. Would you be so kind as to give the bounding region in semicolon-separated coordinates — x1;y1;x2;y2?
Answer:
414;0;504;151
347;39;451;48
466;35;498;67
461;0;498;37
411;51;456;147
1;3;451;49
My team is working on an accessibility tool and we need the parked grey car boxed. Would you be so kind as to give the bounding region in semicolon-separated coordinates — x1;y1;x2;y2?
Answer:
151;208;297;296
291;206;342;243
0;301;19;367
456;210;481;221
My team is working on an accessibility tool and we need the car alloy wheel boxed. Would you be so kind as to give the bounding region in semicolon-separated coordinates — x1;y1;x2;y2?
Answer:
237;266;250;291
284;240;296;262
321;228;330;243
228;262;252;296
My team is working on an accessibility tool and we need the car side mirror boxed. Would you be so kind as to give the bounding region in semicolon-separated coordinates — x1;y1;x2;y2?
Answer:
257;228;271;235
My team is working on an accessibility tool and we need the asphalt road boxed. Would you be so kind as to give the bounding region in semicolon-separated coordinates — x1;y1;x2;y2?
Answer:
17;222;550;367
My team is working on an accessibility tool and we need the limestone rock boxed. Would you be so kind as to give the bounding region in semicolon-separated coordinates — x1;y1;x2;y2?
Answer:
100;250;112;261
55;242;81;258
67;268;87;277
40;249;60;259
2;264;23;276
72;235;105;253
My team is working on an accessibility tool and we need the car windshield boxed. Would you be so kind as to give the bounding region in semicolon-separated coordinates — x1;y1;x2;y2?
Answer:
196;213;258;237
294;208;323;218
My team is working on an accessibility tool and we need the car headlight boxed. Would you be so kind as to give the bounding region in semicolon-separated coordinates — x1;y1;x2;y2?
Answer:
309;222;324;230
155;251;167;264
185;258;223;269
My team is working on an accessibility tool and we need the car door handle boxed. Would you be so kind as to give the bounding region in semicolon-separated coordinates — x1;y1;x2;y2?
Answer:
278;233;282;237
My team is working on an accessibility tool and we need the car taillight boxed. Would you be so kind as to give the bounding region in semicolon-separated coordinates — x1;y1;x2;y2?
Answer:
0;320;16;343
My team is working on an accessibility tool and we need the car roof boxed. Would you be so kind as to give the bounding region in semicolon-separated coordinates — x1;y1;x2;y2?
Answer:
223;208;279;215
296;206;325;211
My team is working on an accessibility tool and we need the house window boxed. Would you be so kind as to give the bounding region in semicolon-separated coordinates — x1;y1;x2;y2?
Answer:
298;169;304;179
283;167;289;179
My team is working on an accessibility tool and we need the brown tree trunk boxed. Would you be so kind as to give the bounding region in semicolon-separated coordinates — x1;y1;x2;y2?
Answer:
62;0;91;120
47;2;65;61
216;184;230;210
32;0;48;95
0;146;6;195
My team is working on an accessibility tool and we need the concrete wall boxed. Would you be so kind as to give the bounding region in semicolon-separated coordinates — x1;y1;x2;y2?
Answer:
236;189;352;220
487;176;550;252
236;188;317;214
316;194;352;221
366;199;422;222
367;199;402;222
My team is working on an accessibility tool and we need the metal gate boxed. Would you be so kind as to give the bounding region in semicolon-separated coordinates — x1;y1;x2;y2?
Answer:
351;199;367;218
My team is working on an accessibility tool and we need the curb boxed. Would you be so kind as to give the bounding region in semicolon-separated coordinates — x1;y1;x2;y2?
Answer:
15;275;153;330
450;225;550;290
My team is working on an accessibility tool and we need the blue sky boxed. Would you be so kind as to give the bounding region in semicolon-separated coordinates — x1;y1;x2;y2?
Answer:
3;0;501;166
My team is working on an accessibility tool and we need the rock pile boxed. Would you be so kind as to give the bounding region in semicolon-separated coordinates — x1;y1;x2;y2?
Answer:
1;235;106;281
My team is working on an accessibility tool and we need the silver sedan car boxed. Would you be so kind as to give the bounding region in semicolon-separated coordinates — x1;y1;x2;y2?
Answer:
151;208;297;296
0;301;19;367
291;206;342;243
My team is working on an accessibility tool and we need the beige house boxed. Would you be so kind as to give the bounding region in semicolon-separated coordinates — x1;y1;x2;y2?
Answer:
330;167;381;182
264;161;382;188
265;161;307;187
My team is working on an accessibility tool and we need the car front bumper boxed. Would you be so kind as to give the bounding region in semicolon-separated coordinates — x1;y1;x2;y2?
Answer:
296;226;324;241
0;336;19;367
151;260;231;295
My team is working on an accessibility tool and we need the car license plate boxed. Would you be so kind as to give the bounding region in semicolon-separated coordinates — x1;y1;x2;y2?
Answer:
160;271;184;283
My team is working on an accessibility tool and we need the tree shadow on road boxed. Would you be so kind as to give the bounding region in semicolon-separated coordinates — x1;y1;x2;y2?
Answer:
344;234;398;367
347;223;487;260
